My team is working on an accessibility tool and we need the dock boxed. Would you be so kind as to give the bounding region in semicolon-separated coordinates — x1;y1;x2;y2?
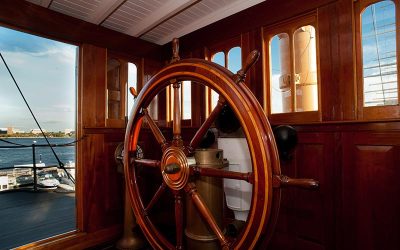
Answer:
0;190;76;250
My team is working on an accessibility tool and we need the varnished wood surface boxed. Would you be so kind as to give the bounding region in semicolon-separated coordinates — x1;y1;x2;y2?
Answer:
74;44;126;248
173;0;336;54
1;0;399;249
268;122;400;250
341;132;400;250
162;0;398;125
80;44;107;128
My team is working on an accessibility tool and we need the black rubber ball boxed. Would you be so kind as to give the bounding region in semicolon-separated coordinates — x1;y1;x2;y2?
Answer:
273;125;298;159
215;105;241;134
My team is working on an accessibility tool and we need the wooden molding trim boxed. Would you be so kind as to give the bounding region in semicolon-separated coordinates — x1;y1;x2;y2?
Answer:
16;225;122;250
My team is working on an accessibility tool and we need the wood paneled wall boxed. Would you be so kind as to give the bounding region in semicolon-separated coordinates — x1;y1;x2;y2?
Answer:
2;0;400;249
74;44;163;247
267;122;400;250
163;0;357;123
270;132;336;250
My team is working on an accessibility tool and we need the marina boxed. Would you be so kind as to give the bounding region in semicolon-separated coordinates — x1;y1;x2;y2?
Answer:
0;138;76;192
0;137;76;249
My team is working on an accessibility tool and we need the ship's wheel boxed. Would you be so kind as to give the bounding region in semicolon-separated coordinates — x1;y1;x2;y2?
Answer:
123;40;318;249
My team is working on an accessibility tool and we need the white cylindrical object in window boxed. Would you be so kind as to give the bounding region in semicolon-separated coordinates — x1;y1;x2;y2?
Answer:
218;138;252;221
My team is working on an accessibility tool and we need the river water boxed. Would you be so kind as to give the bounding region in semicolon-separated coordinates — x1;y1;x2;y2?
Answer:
0;138;75;169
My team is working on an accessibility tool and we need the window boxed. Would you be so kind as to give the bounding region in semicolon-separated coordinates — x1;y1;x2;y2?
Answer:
210;51;225;110
207;45;242;114
167;80;192;121
107;58;123;120
107;56;139;125
356;0;400;119
127;62;137;117
264;14;320;122
0;26;77;249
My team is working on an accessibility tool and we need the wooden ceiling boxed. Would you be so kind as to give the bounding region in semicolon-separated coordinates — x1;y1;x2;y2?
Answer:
25;0;265;45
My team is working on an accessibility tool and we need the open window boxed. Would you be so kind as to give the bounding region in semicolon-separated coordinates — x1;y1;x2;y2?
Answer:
356;0;400;120
263;13;320;123
0;25;77;249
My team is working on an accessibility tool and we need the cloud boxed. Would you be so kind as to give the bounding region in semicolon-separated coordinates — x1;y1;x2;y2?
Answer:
0;26;69;54
0;27;77;132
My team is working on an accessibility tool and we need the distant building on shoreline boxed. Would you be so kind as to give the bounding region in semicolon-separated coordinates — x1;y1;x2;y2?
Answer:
30;129;46;134
64;129;74;135
0;127;24;135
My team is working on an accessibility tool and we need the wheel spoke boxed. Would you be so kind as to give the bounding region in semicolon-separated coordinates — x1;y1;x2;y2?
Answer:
184;182;230;248
190;166;254;184
174;191;184;250
145;182;167;213
132;158;161;168
188;97;225;153
143;108;168;150
172;81;182;146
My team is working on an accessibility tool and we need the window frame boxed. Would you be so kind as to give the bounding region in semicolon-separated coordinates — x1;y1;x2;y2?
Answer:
263;12;321;124
106;56;127;128
355;0;400;120
0;24;81;248
206;37;241;116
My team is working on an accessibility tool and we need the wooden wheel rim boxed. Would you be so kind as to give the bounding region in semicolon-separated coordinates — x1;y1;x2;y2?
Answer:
124;59;281;249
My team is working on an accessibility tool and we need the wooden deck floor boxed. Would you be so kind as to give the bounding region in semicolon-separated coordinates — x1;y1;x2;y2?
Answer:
0;190;75;250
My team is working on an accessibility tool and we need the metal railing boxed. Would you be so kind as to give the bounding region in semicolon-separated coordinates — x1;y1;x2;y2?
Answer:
0;139;76;192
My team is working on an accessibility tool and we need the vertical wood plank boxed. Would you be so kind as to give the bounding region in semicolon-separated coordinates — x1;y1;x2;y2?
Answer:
337;0;356;120
81;44;107;128
318;3;340;121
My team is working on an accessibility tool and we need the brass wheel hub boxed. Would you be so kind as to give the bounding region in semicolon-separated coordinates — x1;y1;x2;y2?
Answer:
161;146;189;190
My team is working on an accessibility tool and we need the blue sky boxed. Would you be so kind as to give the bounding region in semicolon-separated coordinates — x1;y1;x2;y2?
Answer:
0;26;77;132
361;0;398;106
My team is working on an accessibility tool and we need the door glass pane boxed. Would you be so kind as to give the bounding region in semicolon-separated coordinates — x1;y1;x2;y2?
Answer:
270;33;291;113
362;0;398;107
293;25;318;112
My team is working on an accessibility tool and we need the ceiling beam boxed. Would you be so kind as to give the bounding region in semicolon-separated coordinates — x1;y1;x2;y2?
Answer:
87;0;126;25
127;0;199;37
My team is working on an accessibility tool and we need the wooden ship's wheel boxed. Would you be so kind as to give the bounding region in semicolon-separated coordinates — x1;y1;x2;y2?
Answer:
123;39;318;249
